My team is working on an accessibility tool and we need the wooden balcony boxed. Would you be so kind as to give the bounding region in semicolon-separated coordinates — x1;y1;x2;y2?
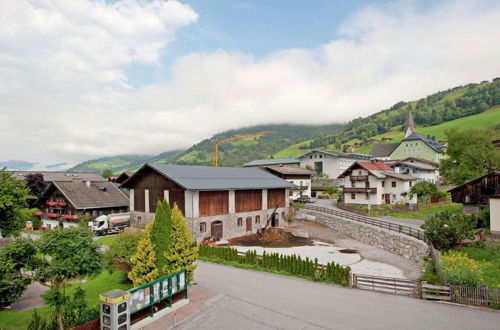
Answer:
343;187;377;194
350;175;369;182
291;186;309;191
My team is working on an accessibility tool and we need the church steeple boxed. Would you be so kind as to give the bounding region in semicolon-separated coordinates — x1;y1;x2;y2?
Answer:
405;109;416;138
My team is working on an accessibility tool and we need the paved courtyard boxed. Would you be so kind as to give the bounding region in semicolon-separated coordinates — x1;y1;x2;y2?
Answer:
177;261;500;330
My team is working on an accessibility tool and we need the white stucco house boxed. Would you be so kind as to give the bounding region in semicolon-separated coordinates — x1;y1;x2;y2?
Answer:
386;160;439;184
338;161;418;205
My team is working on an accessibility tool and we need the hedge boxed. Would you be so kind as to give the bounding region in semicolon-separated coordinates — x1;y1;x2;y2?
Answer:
199;245;350;286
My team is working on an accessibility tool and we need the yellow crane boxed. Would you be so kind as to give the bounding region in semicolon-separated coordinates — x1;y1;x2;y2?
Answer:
214;135;249;167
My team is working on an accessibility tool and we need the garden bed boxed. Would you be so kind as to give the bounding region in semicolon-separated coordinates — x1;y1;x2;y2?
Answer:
227;228;314;247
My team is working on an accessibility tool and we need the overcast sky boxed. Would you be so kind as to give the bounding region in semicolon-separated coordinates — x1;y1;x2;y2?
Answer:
1;0;500;166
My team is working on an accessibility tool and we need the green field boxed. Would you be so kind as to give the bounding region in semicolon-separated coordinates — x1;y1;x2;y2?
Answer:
273;139;313;158
350;106;500;154
0;271;131;330
95;234;119;246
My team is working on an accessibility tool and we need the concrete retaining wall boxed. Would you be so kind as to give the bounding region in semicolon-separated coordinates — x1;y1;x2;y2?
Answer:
299;209;428;262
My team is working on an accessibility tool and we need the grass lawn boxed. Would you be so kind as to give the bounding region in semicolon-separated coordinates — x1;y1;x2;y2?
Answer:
0;270;131;330
382;203;463;220
452;240;500;288
95;234;119;246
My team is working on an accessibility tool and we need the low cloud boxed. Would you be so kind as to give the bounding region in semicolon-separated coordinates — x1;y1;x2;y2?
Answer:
1;0;500;163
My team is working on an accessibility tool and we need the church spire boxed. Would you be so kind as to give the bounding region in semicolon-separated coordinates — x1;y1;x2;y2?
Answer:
405;109;416;138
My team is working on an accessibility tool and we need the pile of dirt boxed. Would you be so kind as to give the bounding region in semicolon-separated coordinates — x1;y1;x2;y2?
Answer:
228;228;314;247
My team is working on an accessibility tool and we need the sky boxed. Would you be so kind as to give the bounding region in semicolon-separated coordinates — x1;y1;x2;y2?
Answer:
1;0;500;167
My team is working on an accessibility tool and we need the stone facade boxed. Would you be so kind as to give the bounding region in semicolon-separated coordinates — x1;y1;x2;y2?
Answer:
299;209;428;262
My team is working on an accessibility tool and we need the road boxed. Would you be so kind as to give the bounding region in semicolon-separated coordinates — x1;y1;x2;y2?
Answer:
180;262;499;330
311;198;425;229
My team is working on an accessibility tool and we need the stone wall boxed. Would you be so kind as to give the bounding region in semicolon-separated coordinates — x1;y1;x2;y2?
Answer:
299;209;428;262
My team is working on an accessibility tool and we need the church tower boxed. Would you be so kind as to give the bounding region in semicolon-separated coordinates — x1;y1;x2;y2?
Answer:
404;110;416;138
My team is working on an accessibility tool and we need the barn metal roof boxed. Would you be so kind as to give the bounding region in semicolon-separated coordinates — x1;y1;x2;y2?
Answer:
143;164;295;191
243;158;300;167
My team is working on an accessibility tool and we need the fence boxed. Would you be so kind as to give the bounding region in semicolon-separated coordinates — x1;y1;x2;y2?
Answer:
450;285;500;307
304;205;425;241
352;273;418;296
428;243;448;285
420;282;451;301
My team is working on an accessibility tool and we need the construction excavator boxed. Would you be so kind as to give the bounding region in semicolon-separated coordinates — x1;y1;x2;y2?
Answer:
257;204;280;234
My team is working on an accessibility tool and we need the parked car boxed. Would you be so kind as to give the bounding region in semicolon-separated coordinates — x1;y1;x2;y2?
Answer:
293;197;314;204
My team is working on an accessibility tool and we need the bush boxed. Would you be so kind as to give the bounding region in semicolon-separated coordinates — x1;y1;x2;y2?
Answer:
104;231;143;272
422;211;476;249
441;251;483;286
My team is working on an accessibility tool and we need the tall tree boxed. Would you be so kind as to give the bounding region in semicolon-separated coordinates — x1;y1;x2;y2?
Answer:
24;173;46;207
0;168;33;236
440;129;500;185
35;227;103;330
408;181;442;207
163;204;199;284
150;200;172;275
128;224;158;286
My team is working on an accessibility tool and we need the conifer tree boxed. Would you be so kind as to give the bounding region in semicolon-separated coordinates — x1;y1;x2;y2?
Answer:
163;204;199;284
128;224;158;287
150;200;172;275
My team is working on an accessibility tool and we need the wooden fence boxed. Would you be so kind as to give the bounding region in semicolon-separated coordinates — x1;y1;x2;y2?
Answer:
420;282;451;301
304;205;426;241
72;318;99;330
428;243;448;285
450;285;500;307
352;273;418;296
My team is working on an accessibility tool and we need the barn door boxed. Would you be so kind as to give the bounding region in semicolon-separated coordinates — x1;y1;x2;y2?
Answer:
211;221;223;239
246;217;252;232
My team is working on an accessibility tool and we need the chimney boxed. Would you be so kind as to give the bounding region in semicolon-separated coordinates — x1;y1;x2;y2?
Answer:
86;181;91;188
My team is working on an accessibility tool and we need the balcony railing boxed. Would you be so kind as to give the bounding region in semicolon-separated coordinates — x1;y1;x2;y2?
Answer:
343;187;377;194
350;175;369;182
291;186;309;190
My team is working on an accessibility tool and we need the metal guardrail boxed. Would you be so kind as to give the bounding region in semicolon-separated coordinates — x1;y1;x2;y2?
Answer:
304;205;426;241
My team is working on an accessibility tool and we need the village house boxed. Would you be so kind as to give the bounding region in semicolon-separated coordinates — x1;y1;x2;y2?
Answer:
297;149;371;185
448;171;500;213
338;161;418;205
243;157;300;168
121;164;294;242
264;165;315;199
34;181;129;229
386;160;439;183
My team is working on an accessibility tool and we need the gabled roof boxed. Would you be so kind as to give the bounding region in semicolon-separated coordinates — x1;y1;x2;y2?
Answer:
298;149;371;160
386;161;436;171
115;171;134;184
11;171;105;182
371;143;399;157
402;133;446;153
265;166;315;176
400;157;439;167
37;181;129;210
338;161;418;181
243;158;299;167
448;171;500;193
123;163;294;191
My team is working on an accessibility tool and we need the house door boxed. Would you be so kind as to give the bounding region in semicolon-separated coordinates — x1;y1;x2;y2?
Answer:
271;213;279;227
384;194;390;204
246;217;252;232
211;221;223;239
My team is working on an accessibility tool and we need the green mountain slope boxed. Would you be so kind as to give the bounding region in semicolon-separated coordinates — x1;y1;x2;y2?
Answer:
275;79;500;157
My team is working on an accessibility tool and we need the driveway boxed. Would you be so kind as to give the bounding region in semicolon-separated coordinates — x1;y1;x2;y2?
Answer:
179;262;499;330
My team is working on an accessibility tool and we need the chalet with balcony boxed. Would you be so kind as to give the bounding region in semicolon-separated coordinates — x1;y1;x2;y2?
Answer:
34;181;129;229
265;165;315;199
448;172;500;213
121;164;294;242
338;161;418;205
386;160;439;183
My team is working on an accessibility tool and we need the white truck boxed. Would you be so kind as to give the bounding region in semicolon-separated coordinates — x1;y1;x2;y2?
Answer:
92;213;130;236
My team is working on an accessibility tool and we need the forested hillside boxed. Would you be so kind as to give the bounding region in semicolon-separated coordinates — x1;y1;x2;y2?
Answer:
292;79;500;152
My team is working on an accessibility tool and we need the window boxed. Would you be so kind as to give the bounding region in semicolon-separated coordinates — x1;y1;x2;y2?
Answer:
351;181;355;187
289;191;293;196
358;171;362;176
365;182;370;188
237;217;243;227
255;215;260;224
281;212;285;221
365;193;370;200
310;155;312;159
314;162;323;174
319;155;323;158
391;181;396;188
200;222;206;233
351;193;356;200
409;181;413;187
382;181;385;187
392;194;396;200
137;216;142;225
413;169;417;173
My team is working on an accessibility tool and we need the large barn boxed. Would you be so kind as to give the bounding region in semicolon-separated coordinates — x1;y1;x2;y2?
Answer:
121;164;294;241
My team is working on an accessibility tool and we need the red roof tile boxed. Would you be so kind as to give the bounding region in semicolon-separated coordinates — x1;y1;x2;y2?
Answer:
357;161;392;171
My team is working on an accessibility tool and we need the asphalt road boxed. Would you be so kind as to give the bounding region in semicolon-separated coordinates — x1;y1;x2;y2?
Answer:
180;262;499;330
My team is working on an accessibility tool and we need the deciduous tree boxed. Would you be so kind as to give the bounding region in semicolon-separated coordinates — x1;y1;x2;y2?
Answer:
0;168;33;236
